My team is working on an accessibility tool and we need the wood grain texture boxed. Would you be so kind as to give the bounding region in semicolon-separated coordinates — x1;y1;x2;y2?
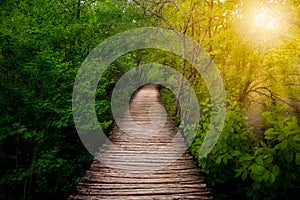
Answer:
69;84;212;200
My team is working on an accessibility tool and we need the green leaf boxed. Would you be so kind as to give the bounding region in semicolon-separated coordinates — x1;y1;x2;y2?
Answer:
235;169;244;177
247;189;253;197
255;155;264;165
253;182;261;190
223;156;229;164
242;171;248;180
277;134;285;141
263;172;269;182
216;156;222;164
269;173;276;184
252;164;266;175
281;140;288;150
296;153;300;165
239;154;254;162
286;129;300;136
231;150;242;156
0;134;7;140
258;175;265;182
265;134;276;140
294;134;300;142
286;151;294;163
272;165;280;176
265;128;275;135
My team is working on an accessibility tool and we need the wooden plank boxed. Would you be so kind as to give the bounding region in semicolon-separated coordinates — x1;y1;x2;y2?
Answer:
68;84;212;200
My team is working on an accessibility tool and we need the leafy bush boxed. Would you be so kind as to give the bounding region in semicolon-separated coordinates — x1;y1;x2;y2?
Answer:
191;102;300;199
158;86;181;126
160;87;300;199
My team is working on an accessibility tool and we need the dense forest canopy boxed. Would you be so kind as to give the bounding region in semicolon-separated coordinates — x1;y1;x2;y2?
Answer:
0;0;300;199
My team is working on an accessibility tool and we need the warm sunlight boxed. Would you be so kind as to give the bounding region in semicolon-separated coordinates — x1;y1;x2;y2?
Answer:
253;7;281;30
235;2;293;48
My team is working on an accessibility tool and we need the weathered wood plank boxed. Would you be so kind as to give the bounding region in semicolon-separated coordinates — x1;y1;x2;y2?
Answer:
68;84;212;200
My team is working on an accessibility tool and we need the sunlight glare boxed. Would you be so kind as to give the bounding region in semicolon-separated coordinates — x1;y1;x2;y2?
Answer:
235;2;293;49
254;11;266;26
253;7;279;30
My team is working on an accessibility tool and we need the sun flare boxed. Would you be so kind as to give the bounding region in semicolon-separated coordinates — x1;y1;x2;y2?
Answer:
235;2;293;48
253;7;280;30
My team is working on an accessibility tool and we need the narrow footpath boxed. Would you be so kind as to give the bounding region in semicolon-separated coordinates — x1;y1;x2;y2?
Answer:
69;84;212;200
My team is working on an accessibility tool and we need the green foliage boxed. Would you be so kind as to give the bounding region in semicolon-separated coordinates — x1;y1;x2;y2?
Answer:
1;0;300;199
158;87;181;126
0;0;148;199
153;0;300;198
160;86;300;199
189;100;256;198
187;101;300;199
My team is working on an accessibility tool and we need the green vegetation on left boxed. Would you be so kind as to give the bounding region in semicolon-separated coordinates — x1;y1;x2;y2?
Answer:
0;0;148;199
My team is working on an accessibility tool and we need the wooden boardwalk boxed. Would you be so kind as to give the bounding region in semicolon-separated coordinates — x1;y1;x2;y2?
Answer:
69;84;212;200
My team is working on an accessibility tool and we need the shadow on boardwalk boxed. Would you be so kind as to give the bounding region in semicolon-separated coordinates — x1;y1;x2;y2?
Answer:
69;84;212;200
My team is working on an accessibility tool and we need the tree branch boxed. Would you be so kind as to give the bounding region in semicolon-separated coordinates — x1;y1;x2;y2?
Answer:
132;0;177;30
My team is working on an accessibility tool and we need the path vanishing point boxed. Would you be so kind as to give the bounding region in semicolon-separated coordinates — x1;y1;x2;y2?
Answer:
69;84;212;200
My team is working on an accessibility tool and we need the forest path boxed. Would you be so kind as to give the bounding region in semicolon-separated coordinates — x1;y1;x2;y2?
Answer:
68;84;212;200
